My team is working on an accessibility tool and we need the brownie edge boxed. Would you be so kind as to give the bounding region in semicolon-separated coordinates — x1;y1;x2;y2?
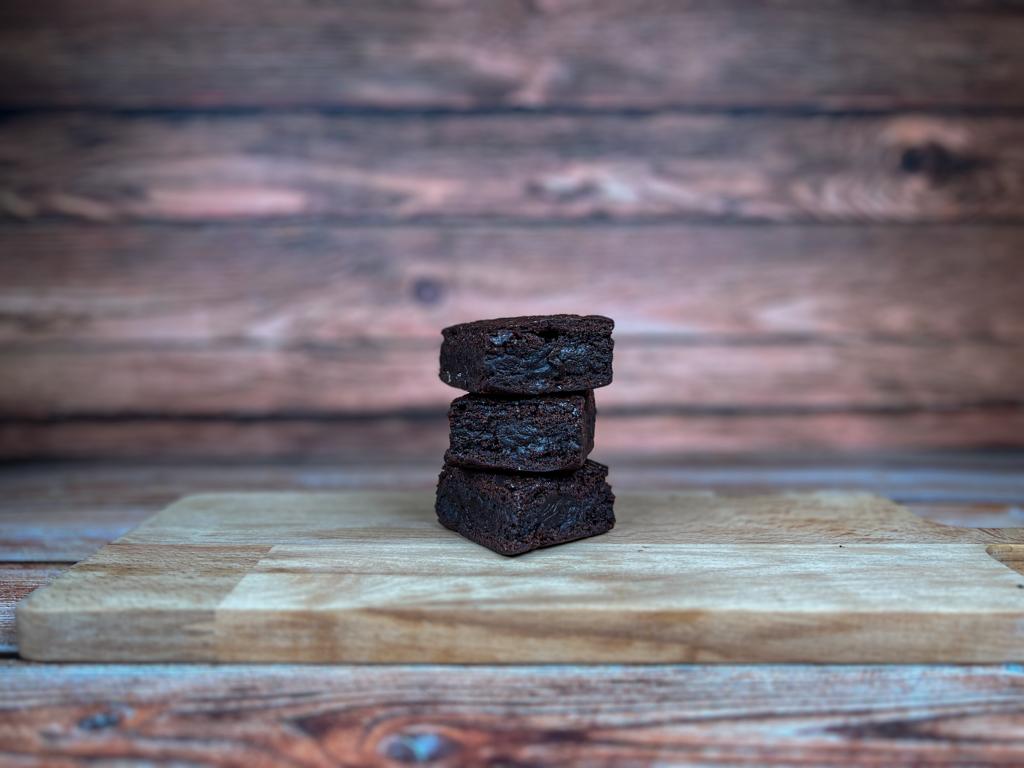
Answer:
435;459;615;556
440;314;614;395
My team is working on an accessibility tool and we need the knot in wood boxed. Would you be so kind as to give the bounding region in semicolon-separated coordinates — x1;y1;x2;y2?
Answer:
412;276;445;306
899;141;982;185
381;729;461;763
77;708;125;731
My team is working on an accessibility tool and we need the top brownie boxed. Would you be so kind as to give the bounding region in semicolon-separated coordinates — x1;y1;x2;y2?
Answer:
440;314;614;394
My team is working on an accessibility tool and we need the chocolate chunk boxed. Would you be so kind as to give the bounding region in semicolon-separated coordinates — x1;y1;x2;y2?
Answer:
446;391;596;473
440;314;613;395
435;460;615;556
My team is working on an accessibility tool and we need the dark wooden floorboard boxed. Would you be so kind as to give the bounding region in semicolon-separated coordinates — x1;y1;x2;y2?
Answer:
0;564;61;653
2;0;1023;110
1;662;1023;766
3;113;1023;224
3;224;1021;344
5;222;1021;457
4;341;1022;415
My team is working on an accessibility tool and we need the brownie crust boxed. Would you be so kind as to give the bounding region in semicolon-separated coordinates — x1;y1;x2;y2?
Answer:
439;314;614;395
446;391;596;473
435;459;616;556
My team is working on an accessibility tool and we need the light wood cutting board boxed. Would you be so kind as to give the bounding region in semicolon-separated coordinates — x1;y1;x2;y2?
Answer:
18;491;1024;663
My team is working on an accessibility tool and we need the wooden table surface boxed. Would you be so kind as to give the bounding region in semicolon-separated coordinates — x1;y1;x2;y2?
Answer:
3;455;1024;766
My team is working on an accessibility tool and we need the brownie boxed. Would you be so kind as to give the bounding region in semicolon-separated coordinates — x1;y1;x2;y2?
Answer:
446;391;596;473
435;459;615;556
439;314;614;395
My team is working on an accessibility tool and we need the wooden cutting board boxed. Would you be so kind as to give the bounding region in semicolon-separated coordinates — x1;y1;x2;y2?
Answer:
18;491;1024;663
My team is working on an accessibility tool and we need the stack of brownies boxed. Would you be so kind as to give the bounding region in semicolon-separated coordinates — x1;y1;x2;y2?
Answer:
434;314;616;556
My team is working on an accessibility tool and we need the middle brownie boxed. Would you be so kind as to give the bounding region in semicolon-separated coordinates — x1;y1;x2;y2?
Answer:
446;391;596;473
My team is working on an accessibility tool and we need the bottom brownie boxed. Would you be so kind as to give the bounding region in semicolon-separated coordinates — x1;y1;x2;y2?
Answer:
435;460;615;556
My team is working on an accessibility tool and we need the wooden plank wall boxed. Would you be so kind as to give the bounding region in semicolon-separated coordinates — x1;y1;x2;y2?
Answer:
1;0;1023;461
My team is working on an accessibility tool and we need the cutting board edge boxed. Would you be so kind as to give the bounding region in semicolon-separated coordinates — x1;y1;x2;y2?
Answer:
18;606;1024;665
17;489;1024;664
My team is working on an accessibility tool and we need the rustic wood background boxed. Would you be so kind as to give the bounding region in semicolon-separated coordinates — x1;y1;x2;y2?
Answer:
2;0;1023;462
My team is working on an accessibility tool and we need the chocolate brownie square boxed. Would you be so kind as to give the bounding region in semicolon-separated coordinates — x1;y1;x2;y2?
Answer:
446;391;596;473
440;314;613;395
435;459;615;556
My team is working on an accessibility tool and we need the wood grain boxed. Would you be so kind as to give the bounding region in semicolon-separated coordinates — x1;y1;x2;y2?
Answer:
2;0;1022;468
597;409;1024;457
6;504;1024;652
3;224;1021;344
5;408;1024;461
910;503;1024;529
0;0;1021;754
2;501;1024;659
4;456;1022;510
1;662;1023;767
0;502;151;562
3;113;1023;223
8;223;1018;455
2;500;1021;565
0;564;61;653
1;459;1019;657
2;461;1023;659
2;0;1023;110
18;490;1024;663
2;340;1021;415
6;462;1023;762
